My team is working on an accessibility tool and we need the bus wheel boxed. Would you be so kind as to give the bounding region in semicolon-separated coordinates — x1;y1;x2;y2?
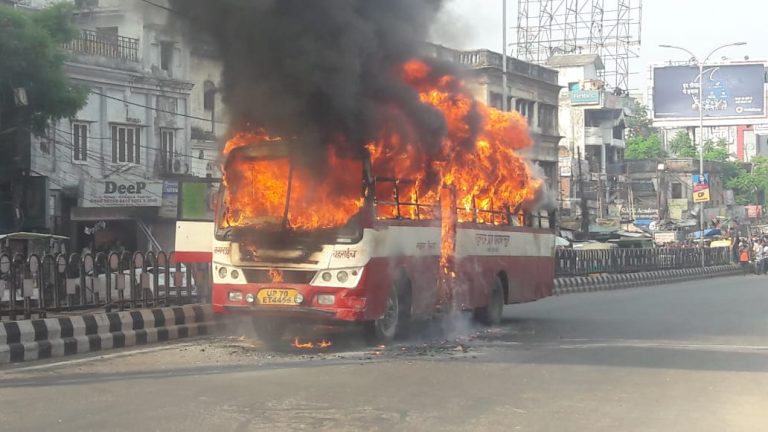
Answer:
365;284;403;343
475;277;504;326
252;318;287;350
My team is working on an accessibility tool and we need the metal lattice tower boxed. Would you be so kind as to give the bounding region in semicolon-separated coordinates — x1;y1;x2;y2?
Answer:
515;0;642;90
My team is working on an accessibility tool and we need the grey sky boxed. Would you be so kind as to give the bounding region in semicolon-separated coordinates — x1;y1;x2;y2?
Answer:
434;0;763;92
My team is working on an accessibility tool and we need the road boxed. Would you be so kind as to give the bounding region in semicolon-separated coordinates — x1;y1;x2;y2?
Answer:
2;275;768;431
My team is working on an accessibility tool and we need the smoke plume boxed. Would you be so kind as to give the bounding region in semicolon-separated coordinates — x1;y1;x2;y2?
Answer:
171;0;453;166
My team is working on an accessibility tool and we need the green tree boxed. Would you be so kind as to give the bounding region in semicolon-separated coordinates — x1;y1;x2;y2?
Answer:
668;130;697;158
725;156;768;205
702;138;730;162
625;133;667;160
625;100;656;139
0;3;87;134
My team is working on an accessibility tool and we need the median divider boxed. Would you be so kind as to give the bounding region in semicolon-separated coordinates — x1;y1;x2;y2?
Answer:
0;304;218;364
554;264;741;296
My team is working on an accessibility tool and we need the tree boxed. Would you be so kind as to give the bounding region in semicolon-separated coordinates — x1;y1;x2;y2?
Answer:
625;133;667;160
725;156;768;205
702;138;730;162
668;130;697;158
625;100;656;139
0;3;87;134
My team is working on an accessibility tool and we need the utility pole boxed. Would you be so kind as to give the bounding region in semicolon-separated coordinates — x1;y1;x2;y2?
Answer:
502;0;508;112
578;147;589;240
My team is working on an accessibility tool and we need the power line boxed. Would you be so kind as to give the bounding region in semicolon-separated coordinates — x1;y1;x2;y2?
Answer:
88;90;227;125
50;126;223;164
139;0;179;14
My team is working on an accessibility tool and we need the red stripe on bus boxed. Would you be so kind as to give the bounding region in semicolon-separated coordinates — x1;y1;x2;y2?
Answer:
174;252;212;263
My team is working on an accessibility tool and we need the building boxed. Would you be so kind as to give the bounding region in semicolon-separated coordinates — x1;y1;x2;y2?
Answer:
0;0;208;253
621;158;736;225
426;44;562;194
546;54;632;231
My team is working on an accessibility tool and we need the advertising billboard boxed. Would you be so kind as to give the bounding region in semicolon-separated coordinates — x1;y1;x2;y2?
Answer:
692;174;710;203
653;63;766;120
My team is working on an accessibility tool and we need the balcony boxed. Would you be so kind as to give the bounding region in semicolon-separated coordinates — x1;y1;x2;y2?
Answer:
584;127;605;146
64;29;139;62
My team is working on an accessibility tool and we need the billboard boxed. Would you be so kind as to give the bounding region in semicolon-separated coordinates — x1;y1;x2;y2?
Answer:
692;174;710;203
653;63;766;120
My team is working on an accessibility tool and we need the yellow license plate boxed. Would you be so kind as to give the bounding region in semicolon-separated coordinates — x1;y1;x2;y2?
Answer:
257;289;299;306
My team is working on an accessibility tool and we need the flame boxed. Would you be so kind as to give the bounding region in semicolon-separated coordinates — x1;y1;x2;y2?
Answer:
269;268;284;283
291;337;333;349
220;59;542;282
221;132;364;232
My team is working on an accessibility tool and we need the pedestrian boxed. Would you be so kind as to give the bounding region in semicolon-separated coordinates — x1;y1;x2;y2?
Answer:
739;244;751;276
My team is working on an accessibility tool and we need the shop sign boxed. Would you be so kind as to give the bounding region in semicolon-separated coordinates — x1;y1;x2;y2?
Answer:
82;180;163;208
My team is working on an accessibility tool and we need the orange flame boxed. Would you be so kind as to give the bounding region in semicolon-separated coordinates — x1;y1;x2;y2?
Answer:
269;268;284;283
291;337;333;349
220;59;542;243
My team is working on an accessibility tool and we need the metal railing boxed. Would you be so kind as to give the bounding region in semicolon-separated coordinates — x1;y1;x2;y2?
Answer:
64;29;139;62
555;247;732;277
0;251;210;321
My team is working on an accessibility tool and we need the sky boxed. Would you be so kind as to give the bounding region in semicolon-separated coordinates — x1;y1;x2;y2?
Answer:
433;0;767;94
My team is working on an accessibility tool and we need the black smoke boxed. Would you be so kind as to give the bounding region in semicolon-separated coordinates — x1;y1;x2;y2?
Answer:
171;0;461;167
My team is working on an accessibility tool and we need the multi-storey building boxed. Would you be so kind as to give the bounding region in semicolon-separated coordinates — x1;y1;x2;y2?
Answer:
0;0;206;253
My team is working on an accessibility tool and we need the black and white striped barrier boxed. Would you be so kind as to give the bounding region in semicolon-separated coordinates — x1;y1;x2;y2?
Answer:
554;265;741;296
0;305;217;364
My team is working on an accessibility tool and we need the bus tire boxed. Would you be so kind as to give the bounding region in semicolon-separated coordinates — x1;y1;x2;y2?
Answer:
252;318;287;350
475;277;504;326
365;281;410;343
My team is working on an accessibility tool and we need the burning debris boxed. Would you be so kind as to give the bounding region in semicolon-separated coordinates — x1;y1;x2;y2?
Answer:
291;337;333;350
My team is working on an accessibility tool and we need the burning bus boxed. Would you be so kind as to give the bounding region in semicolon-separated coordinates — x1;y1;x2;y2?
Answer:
206;60;556;345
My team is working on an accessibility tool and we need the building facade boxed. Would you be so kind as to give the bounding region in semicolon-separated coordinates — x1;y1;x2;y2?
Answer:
546;54;631;231
0;0;209;253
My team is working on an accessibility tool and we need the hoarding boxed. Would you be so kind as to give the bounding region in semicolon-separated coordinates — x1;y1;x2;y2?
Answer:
692;174;710;203
653;63;766;120
82;180;163;208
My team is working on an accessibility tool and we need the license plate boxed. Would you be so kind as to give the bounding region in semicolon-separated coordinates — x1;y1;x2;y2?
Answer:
257;289;299;306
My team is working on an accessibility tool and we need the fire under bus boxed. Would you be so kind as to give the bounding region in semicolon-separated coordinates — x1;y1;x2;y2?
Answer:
211;139;555;345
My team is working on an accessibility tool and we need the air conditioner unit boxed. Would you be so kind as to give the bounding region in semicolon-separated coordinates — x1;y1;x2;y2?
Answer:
172;157;190;174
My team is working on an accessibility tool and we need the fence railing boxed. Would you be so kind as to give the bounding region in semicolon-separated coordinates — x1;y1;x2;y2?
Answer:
555;247;732;277
0;251;210;321
63;29;140;62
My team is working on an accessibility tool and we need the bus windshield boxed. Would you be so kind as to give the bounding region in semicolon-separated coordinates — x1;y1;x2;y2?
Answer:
215;142;366;244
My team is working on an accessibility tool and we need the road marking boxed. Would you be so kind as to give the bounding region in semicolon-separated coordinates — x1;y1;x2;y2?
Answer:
4;342;198;373
554;339;768;353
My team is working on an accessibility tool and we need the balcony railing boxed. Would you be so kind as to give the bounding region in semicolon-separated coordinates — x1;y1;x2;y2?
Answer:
64;29;139;62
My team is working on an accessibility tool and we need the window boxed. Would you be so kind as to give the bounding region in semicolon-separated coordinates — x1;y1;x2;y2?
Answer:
111;125;141;164
671;182;683;199
160;129;176;172
160;42;174;72
203;81;216;112
72;123;88;162
538;104;557;132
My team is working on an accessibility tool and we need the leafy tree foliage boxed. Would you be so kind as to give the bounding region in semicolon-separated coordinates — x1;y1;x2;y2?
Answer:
0;3;87;134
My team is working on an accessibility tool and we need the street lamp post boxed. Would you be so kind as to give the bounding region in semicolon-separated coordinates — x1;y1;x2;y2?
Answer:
659;42;747;267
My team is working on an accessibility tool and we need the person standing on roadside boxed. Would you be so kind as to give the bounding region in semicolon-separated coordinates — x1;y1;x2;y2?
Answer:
739;244;751;276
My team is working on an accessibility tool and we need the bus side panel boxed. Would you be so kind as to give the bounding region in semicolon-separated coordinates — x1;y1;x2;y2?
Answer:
175;221;214;263
454;255;554;308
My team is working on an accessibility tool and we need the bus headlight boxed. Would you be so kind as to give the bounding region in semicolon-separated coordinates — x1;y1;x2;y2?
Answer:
295;293;304;304
228;291;243;302
321;272;333;282
317;294;335;305
245;293;256;304
231;269;240;280
218;266;228;279
336;271;349;283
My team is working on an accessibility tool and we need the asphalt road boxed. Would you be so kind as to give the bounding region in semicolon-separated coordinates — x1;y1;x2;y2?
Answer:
2;275;768;431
